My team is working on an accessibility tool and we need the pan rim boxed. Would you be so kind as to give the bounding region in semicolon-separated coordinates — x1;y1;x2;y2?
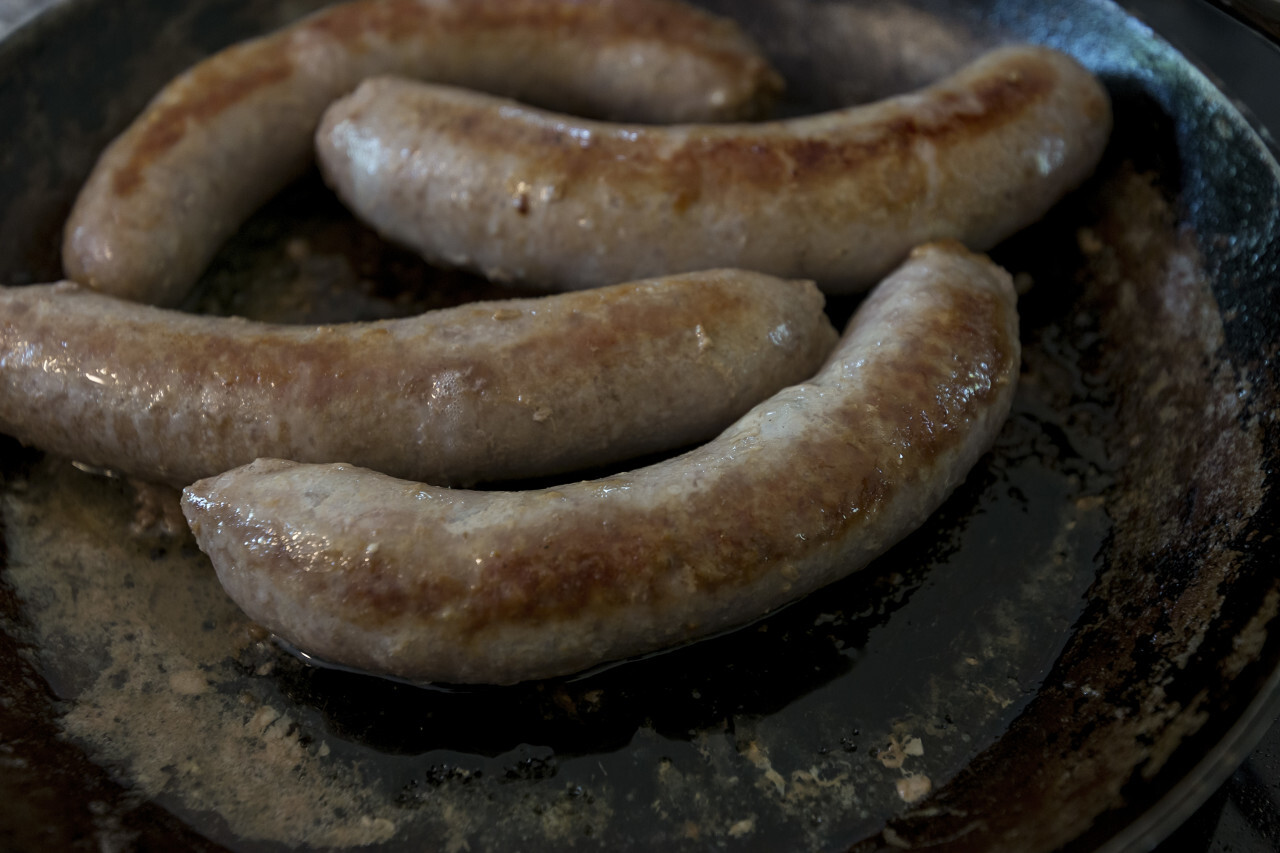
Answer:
2;0;1280;850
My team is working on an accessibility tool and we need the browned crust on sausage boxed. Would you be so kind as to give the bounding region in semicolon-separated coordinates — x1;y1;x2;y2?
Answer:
317;45;1111;292
110;0;777;199
183;242;1021;683
304;0;756;56
111;46;296;197
317;262;1012;630
0;271;835;486
63;0;782;305
427;48;1064;192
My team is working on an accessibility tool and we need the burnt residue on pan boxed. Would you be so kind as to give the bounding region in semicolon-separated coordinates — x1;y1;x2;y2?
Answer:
2;0;1280;851
0;162;1116;848
860;166;1277;853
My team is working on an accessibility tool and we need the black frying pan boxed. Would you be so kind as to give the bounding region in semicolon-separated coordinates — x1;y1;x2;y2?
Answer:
1;1;1278;850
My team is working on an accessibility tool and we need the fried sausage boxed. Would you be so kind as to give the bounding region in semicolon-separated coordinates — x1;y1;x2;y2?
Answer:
316;44;1110;293
61;0;782;307
181;241;1020;685
0;270;834;486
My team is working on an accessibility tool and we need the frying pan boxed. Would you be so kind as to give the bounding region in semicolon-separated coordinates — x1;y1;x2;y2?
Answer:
1;0;1278;850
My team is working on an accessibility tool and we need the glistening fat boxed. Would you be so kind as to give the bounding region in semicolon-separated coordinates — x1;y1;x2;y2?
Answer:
61;0;782;306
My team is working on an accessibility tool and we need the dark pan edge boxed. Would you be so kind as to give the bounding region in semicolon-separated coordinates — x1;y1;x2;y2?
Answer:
3;0;1280;850
1103;6;1280;846
1102;662;1280;852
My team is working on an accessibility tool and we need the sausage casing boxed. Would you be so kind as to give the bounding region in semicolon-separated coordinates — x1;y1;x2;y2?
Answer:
316;44;1110;293
0;270;834;486
181;242;1021;684
61;0;782;306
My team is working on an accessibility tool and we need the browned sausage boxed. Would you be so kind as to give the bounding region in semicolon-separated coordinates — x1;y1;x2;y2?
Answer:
61;0;782;306
181;241;1020;685
0;270;834;486
315;44;1110;293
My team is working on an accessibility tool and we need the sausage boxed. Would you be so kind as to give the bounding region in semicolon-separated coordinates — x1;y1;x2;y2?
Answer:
315;44;1110;293
180;241;1021;685
61;0;782;307
0;270;835;487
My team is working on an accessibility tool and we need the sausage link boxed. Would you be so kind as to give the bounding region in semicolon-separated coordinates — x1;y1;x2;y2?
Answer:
181;241;1020;685
316;44;1110;293
0;270;834;486
62;0;782;306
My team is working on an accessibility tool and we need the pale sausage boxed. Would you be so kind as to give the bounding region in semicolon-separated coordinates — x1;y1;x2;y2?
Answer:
62;0;782;306
316;45;1109;292
0;270;833;486
181;241;1020;684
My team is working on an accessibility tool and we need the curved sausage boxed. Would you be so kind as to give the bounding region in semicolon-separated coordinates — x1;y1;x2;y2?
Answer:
181;241;1021;685
61;0;782;307
0;270;834;487
316;44;1110;293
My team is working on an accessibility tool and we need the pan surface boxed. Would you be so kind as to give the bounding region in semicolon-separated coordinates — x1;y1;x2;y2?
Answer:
1;1;1279;850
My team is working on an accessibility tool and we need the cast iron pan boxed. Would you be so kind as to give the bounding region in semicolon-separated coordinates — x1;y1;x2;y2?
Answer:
1;1;1279;850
